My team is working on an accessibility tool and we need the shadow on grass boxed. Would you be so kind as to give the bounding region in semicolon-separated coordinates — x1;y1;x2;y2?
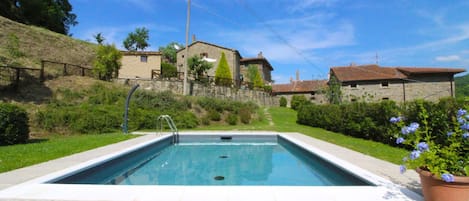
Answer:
26;138;49;144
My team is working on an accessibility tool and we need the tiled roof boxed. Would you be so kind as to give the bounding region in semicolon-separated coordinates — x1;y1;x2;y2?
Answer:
272;80;328;93
331;65;465;82
176;40;240;55
396;67;466;75
121;51;161;56
240;57;274;70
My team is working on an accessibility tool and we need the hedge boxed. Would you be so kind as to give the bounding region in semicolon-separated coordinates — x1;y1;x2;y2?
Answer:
297;98;463;146
0;103;29;145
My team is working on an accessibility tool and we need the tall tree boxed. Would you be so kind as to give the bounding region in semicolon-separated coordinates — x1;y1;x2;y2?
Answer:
93;44;122;81
159;42;183;64
123;27;150;51
0;0;78;35
93;32;105;44
327;75;342;104
215;52;232;86
188;55;212;80
247;64;263;88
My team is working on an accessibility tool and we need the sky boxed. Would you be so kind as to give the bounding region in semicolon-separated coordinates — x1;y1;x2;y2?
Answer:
69;0;469;84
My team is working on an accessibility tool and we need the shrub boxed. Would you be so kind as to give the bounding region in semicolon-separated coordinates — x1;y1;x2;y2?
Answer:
173;111;198;128
207;109;221;121
239;108;251;124
226;113;238;125
0;103;29;145
279;96;287;107
161;62;177;78
290;95;308;110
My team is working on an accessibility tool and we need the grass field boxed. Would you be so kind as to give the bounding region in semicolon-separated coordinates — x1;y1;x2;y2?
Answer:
0;133;136;173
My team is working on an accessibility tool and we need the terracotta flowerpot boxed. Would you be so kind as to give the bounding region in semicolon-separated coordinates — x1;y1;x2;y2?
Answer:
417;168;469;201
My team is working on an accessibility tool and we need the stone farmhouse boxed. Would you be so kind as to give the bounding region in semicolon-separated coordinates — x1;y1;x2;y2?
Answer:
118;51;161;79
272;70;328;106
330;64;466;103
240;51;274;86
176;40;274;87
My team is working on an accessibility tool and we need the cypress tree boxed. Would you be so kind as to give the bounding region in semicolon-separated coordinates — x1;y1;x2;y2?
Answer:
215;52;232;86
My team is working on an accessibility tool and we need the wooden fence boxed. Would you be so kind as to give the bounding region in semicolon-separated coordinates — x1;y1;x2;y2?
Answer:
0;60;92;90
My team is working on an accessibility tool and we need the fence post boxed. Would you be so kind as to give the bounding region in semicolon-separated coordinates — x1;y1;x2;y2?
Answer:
14;68;20;89
40;60;45;81
63;63;67;76
81;67;85;76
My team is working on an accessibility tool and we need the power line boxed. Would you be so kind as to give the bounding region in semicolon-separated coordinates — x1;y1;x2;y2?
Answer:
236;0;327;78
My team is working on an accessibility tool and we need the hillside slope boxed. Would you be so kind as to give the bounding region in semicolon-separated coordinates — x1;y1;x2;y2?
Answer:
0;16;96;68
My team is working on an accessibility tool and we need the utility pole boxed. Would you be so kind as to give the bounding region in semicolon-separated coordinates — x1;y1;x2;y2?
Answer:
183;0;191;95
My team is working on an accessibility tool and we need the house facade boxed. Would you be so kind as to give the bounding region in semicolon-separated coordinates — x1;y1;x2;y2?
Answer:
272;71;328;106
119;51;161;79
330;64;465;102
176;41;241;85
240;51;273;85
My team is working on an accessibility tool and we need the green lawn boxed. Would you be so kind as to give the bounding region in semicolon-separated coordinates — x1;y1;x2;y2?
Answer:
0;133;136;173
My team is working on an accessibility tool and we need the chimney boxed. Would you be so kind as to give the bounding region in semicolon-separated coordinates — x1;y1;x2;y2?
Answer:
258;51;263;58
192;34;196;43
296;70;300;81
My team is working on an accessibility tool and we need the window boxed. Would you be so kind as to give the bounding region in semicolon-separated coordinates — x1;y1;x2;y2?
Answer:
350;83;357;88
140;55;148;62
382;97;389;100
351;98;357;102
381;82;389;87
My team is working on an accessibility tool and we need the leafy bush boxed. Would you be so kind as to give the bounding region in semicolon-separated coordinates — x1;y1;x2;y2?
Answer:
239;108;251;124
173;111;198;128
279;96;287;107
161;62;177;78
226;113;238;125
0;103;29;145
207;109;221;121
290;95;308;110
297;99;462;146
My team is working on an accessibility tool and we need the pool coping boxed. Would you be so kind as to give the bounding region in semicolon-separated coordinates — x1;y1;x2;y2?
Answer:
0;131;423;201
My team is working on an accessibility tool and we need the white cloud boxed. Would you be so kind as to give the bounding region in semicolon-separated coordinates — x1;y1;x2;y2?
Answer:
287;0;338;12
435;55;461;62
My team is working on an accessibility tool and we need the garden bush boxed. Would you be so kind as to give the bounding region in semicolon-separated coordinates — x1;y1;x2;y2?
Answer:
239;108;251;124
207;109;221;121
290;95;308;110
0;103;29;145
226;113;238;125
279;96;287;107
297;99;462;146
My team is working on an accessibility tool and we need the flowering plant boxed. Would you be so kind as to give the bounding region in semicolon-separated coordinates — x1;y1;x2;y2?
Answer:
390;107;469;182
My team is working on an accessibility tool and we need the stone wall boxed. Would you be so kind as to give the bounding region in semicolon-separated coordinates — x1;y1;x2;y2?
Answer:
341;74;455;102
115;78;278;106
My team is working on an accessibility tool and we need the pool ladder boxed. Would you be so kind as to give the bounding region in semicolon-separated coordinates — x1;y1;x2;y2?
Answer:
157;115;179;143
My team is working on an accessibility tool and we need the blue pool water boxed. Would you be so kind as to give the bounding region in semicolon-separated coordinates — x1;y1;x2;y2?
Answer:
50;135;373;186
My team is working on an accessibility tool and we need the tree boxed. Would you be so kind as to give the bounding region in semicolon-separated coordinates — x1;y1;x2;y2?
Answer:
215;52;232;86
188;55;212;80
327;75;342;104
161;62;177;78
0;0;78;35
123;27;149;51
159;42;183;64
247;64;263;89
93;44;122;81
93;33;105;44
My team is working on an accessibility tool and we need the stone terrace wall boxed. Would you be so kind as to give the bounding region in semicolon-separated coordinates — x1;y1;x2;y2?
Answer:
116;79;278;106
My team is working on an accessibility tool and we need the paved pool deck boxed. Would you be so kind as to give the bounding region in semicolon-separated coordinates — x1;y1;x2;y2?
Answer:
0;131;422;201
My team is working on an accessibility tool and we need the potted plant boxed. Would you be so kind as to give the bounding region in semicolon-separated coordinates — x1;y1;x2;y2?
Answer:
390;106;469;201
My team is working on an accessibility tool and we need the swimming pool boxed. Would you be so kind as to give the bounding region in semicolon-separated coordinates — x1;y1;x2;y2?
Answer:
50;135;372;186
0;132;422;201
